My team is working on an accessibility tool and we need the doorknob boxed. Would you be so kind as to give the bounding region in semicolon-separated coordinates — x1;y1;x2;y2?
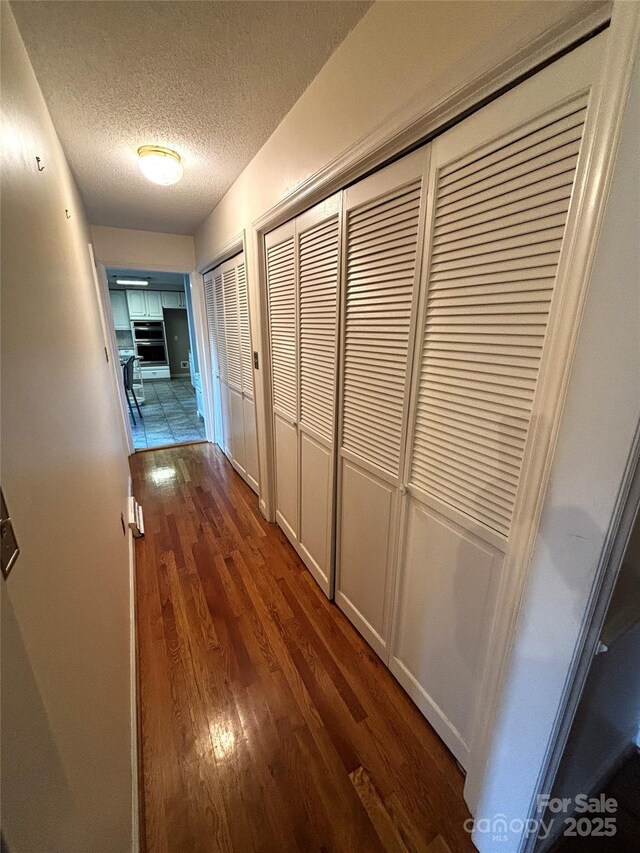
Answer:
399;484;407;495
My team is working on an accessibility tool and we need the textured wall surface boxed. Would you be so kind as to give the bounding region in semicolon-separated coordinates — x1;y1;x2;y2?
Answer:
1;5;134;850
11;0;371;234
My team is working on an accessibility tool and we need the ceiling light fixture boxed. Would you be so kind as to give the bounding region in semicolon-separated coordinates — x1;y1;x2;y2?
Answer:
116;278;148;286
137;145;183;185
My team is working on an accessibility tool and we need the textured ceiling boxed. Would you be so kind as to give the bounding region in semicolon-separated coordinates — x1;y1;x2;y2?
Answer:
12;1;371;234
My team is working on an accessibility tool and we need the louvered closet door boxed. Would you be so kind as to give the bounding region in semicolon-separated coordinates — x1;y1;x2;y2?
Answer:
335;148;430;658
213;268;231;458
390;35;605;767
203;272;224;442
237;257;259;493
297;194;341;597
266;220;298;544
220;255;247;478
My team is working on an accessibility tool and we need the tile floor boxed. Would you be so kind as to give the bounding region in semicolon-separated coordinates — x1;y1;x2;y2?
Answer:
129;378;206;450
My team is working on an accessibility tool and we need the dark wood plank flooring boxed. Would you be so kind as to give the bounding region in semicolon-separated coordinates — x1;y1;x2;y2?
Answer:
131;443;474;852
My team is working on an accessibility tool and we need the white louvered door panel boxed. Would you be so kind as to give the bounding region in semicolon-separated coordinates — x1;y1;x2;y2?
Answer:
203;272;224;446
266;221;298;544
223;265;243;392
213;269;231;458
237;261;253;396
335;148;430;658
236;257;259;493
390;36;605;767
297;194;341;597
220;256;246;477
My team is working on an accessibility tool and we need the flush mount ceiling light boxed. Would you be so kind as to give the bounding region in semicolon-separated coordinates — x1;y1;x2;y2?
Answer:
137;145;183;186
116;278;148;286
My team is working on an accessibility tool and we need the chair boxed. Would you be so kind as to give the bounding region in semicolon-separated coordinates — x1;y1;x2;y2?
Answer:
123;356;143;424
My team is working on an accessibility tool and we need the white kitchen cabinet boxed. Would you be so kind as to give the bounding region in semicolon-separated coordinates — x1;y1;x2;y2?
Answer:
161;291;186;310
126;289;147;319
126;289;163;319
140;365;170;380
109;290;130;329
145;290;163;319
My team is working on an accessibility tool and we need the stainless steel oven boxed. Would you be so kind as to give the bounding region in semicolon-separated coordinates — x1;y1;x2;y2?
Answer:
132;321;167;365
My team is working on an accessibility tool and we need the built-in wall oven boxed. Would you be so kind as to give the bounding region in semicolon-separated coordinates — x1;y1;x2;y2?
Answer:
132;321;167;365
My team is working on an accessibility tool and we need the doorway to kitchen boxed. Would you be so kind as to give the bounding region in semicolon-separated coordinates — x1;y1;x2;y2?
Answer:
106;267;206;450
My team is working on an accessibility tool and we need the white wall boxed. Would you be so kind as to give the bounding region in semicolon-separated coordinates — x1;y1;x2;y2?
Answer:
1;6;134;851
471;47;640;853
550;622;640;813
193;0;606;511
544;511;640;840
92;223;195;272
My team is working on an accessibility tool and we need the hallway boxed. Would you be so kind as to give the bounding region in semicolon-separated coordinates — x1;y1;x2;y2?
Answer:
131;443;474;852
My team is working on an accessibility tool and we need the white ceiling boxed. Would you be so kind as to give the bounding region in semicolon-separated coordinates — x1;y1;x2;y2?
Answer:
107;268;186;291
12;1;371;235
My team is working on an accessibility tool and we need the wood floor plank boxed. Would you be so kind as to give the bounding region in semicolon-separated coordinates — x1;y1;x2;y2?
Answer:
131;443;475;852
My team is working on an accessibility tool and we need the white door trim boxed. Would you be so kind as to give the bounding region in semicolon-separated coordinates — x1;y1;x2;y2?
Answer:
89;245;134;457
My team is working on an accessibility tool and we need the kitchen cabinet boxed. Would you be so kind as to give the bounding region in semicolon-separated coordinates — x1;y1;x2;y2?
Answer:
161;291;186;310
140;365;170;380
109;290;130;329
126;289;163;320
145;291;163;318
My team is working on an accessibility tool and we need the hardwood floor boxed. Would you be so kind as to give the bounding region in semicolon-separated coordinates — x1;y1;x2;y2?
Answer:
131;443;475;853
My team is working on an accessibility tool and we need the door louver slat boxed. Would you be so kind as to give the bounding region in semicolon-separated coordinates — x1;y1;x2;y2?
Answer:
267;237;297;419
223;268;242;390
299;215;339;443
237;262;253;396
342;180;422;475
203;273;218;378
213;272;227;382
411;96;588;537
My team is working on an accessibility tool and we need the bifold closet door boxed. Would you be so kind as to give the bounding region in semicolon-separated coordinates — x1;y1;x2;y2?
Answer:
266;194;341;596
390;34;606;767
335;148;430;658
204;252;259;494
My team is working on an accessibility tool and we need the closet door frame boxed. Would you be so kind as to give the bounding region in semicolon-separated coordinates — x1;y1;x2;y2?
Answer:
245;3;635;822
334;147;431;659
